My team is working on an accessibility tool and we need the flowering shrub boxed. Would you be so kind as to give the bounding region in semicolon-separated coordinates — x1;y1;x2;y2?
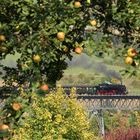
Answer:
11;88;99;140
102;111;140;131
104;128;140;140
104;111;130;131
130;111;140;128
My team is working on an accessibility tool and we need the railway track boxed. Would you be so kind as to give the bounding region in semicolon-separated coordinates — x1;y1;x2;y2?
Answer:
0;86;140;110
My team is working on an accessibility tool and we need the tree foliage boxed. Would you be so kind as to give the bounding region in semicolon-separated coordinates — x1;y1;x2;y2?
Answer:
0;0;90;87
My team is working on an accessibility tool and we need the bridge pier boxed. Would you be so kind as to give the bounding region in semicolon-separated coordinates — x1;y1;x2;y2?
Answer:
97;109;105;136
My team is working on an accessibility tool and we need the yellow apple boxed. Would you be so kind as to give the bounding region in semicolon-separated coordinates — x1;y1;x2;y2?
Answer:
74;1;82;8
125;56;133;65
33;55;41;63
12;102;22;111
0;124;9;131
127;48;137;57
90;19;97;26
57;32;65;41
0;35;6;41
74;47;82;54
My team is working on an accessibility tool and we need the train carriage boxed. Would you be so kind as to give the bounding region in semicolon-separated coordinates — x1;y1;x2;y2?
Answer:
61;83;128;95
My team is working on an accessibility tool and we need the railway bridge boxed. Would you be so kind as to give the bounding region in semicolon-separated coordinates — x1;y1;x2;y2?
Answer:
77;95;140;111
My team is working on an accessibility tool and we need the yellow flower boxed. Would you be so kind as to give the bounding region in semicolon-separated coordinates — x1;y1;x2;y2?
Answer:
55;114;62;124
50;128;55;134
45;135;53;140
45;110;52;119
59;127;67;134
57;135;63;140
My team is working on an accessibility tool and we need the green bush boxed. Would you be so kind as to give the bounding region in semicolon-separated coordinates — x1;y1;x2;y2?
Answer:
11;88;99;140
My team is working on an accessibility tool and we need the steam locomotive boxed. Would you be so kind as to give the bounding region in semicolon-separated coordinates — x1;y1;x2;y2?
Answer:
59;83;128;95
0;82;128;98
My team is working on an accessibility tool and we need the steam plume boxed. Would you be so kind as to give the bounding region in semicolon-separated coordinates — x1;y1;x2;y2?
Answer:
66;53;122;81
